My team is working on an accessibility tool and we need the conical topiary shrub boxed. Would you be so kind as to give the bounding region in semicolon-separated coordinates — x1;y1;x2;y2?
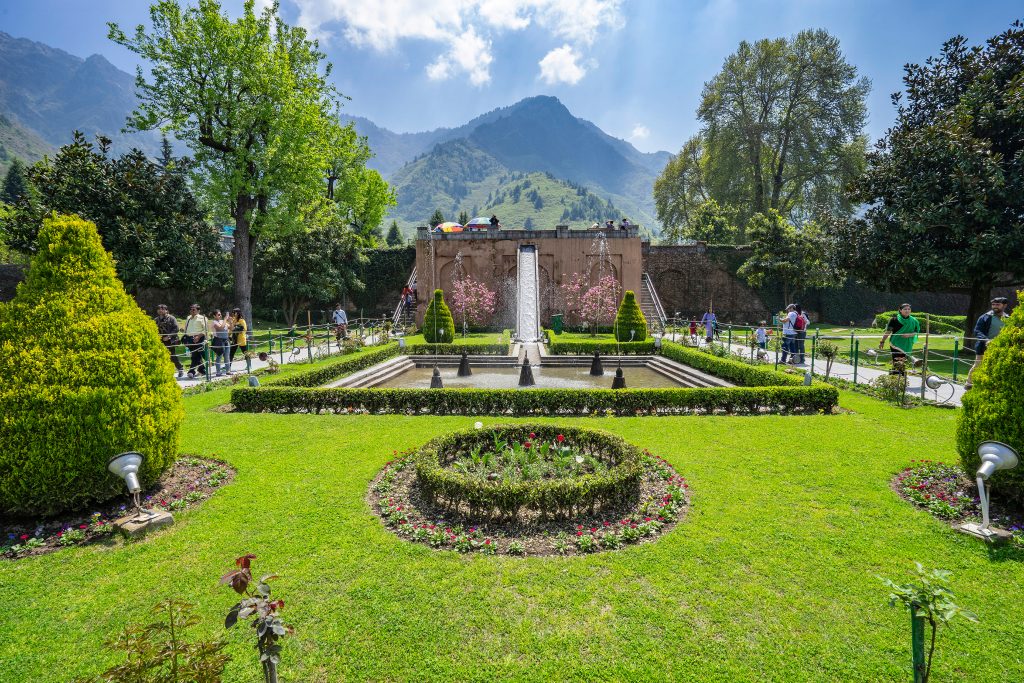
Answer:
422;288;456;344
956;294;1024;504
614;291;648;342
0;214;184;516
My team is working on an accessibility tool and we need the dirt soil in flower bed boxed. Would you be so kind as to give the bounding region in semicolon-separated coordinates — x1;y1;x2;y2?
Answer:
368;452;689;557
890;459;1023;549
1;456;235;560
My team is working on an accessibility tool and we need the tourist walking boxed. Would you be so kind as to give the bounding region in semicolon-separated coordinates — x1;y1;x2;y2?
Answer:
332;303;349;341
966;296;1011;389
780;304;798;364
228;308;248;368
701;309;717;344
154;304;183;378
878;303;920;375
182;303;209;379
210;309;230;376
794;305;809;365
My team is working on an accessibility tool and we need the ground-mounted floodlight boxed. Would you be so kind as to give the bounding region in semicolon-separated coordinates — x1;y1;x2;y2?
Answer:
248;375;260;387
803;371;812;386
654;335;662;350
108;452;175;536
108;451;143;512
925;375;947;390
960;441;1019;541
398;337;406;350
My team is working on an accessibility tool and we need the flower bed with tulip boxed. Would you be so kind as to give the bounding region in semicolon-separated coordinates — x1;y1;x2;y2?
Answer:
892;460;1023;547
368;424;689;557
1;457;234;560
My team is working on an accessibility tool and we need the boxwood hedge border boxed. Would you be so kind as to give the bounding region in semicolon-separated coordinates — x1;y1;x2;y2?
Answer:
415;424;642;519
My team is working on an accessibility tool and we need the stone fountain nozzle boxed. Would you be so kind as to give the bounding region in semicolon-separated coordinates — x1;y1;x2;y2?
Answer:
518;357;536;387
611;366;626;389
590;350;604;376
430;366;444;388
457;350;472;377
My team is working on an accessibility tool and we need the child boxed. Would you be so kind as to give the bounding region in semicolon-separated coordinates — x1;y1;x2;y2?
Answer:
755;321;768;350
689;319;698;344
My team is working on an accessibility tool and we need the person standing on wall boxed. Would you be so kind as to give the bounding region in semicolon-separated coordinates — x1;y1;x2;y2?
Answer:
878;303;920;375
182;303;209;379
966;296;1011;389
780;304;798;364
154;304;183;378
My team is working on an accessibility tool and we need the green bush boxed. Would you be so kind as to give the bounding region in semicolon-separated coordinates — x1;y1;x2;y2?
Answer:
660;341;804;387
271;343;400;388
0;215;184;515
231;384;838;417
546;335;655;356
422;289;456;344
415;424;643;519
404;342;510;355
957;296;1024;504
614;291;647;342
873;311;965;335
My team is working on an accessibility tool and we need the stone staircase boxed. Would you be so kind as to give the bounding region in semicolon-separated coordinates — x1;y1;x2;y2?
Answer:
639;272;667;331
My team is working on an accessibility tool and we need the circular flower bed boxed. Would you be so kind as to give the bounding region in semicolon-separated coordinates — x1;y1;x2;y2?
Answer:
369;423;689;557
893;460;1023;547
1;456;234;560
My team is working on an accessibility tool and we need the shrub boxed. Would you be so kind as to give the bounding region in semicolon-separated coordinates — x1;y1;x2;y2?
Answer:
270;343;399;388
414;424;643;519
660;341;804;387
231;384;838;417
873;311;965;335
614;291;647;342
957;296;1024;504
546;333;655;356
422;289;456;344
0;215;184;516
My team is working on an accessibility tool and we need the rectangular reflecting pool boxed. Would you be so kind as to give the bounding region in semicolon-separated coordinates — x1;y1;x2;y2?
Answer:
375;365;686;390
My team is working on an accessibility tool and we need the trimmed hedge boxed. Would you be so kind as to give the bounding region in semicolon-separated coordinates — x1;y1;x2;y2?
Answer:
957;296;1024;504
614;291;648;342
404;343;511;355
270;343;400;388
545;330;655;355
422;289;455;343
231;384;838;416
415;424;642;519
0;215;184;516
660;341;804;387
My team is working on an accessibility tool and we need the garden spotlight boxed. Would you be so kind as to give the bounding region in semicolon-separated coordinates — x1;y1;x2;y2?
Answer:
925;375;947;390
960;441;1019;540
108;451;143;515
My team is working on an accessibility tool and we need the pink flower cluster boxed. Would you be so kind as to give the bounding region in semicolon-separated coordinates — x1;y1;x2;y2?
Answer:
451;276;497;327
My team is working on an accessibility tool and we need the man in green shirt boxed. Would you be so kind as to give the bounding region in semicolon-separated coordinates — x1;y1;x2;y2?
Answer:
878;303;920;376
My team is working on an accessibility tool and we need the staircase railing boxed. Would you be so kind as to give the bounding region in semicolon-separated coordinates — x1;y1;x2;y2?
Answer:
392;265;417;328
642;272;668;328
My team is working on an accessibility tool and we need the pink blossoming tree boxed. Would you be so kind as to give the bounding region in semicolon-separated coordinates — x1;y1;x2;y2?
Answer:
560;273;620;335
450;276;497;331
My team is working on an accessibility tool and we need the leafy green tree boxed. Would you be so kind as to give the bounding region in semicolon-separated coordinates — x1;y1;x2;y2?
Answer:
255;214;362;326
385;220;403;246
109;0;379;323
614;291;647;342
824;22;1024;326
738;210;837;305
3;133;226;293
458;210;469;225
684;199;740;244
0;158;31;204
656;30;869;237
429;209;445;227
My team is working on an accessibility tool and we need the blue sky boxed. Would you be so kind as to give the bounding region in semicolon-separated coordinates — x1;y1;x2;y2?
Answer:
2;1;1021;154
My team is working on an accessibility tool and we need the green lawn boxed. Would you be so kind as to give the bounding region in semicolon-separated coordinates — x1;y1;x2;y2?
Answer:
3;378;1023;681
402;331;507;346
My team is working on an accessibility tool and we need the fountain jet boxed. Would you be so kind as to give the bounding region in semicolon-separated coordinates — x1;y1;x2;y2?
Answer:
590;350;604;376
457;350;472;377
518;358;536;387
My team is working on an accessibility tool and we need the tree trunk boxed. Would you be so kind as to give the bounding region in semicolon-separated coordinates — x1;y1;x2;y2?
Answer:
964;281;991;343
232;195;257;327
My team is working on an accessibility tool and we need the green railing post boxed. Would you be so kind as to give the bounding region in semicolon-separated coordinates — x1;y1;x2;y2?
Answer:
727;325;732;349
279;331;284;366
268;327;273;355
849;331;855;364
810;336;817;378
853;339;860;383
911;605;926;683
774;336;780;371
952;338;960;382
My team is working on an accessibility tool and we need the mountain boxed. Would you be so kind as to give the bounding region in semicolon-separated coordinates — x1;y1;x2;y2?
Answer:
0;114;53;177
348;96;670;233
0;32;162;162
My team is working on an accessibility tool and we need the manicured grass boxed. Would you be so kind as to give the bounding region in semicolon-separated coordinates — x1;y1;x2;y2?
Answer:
403;331;507;346
3;377;1023;680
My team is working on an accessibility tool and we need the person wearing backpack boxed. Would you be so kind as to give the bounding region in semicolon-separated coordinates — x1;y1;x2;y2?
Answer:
780;304;798;364
794;304;809;365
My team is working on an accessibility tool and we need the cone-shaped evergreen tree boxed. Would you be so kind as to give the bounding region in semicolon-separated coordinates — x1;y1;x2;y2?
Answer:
957;296;1024;503
0;214;184;515
422;289;455;343
614;291;648;342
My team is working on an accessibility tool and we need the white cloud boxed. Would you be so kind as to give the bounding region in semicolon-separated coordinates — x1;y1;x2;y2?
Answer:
538;45;587;85
426;27;494;85
629;124;650;141
291;0;623;85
